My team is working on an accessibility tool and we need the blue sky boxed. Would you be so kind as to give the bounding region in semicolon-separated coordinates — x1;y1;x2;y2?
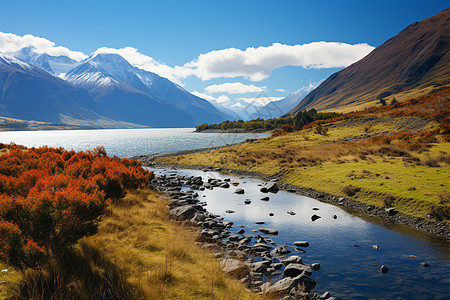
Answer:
0;0;448;110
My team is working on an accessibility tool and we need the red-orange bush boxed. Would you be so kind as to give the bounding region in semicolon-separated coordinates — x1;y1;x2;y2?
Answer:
0;146;151;268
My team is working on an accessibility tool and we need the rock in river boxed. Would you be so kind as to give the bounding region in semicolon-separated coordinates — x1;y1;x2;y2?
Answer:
235;188;245;194
311;214;321;222
293;241;309;247
259;228;278;235
260;181;279;193
380;265;389;273
284;263;313;277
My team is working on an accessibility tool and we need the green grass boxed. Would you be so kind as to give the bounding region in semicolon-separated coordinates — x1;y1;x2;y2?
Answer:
0;262;21;299
160;116;449;223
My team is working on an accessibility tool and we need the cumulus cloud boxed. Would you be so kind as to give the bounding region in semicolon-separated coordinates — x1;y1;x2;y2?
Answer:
0;32;87;61
186;42;374;81
276;88;286;92
94;42;374;84
205;82;266;94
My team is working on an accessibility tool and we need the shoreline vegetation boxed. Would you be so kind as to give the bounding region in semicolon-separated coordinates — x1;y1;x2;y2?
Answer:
139;89;450;239
0;145;258;299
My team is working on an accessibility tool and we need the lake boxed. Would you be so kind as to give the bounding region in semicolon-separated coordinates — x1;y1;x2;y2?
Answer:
0;128;268;158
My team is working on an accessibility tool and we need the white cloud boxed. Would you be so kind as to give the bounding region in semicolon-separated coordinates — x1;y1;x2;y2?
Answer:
186;42;374;81
216;95;231;104
276;88;285;92
191;91;216;101
205;82;266;94
0;32;87;61
237;96;284;106
93;46;193;84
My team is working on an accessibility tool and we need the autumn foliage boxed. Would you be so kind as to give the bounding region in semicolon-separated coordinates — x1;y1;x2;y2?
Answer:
0;146;151;268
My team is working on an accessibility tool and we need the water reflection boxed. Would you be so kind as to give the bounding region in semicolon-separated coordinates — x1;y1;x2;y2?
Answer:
152;168;450;299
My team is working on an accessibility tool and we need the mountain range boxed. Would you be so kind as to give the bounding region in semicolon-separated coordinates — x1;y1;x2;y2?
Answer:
288;7;450;115
1;48;230;128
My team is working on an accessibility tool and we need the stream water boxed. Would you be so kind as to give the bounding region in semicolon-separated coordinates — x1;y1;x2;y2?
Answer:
152;167;450;299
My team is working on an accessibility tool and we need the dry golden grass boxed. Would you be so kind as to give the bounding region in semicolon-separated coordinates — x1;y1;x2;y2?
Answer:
82;189;261;300
160;117;450;223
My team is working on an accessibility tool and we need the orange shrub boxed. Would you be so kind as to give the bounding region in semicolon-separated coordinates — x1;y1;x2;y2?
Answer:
0;146;151;268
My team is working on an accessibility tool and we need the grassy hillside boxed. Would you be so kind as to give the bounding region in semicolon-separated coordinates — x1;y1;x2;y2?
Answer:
160;89;450;223
289;8;450;115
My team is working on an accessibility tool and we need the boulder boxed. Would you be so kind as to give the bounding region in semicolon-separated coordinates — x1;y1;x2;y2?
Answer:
262;273;316;294
284;263;313;277
293;241;309;247
260;181;279;193
169;205;198;220
281;255;303;265
226;210;235;214
385;207;398;216
259;228;278;235
311;263;321;271
244;199;251;205
311;214;321;222
235;188;245;194
261;196;270;201
287;211;296;215
221;258;248;278
220;182;230;188
380;265;389;273
271;245;291;256
251;260;271;273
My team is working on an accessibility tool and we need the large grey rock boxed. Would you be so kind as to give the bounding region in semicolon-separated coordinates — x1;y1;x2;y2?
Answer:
260;181;279;193
271;245;291;256
169;205;198;220
235;188;245;194
262;273;316;294
250;260;271;273
259;228;278;235
221;258;248;278
281;255;303;265
293;241;309;247
284;263;313;277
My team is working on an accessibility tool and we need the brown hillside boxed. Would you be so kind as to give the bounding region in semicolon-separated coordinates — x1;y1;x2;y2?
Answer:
288;8;450;114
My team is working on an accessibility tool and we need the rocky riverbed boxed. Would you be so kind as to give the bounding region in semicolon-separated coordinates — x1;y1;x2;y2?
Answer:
134;150;450;240
151;172;333;299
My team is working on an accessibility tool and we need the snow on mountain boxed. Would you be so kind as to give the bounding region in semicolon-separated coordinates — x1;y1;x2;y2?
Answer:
0;52;34;71
263;82;319;118
66;53;230;124
7;47;79;75
0;53;135;128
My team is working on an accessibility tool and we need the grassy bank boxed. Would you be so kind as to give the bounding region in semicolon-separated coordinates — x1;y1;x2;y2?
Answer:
159;91;450;224
81;189;257;299
2;189;258;299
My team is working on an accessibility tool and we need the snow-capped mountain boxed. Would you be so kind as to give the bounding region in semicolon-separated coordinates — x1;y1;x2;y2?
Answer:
63;53;195;127
0;53;133;128
7;47;79;75
263;83;319;118
65;53;230;124
32;53;79;75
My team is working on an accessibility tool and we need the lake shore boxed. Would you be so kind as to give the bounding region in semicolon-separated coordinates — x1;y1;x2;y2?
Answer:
133;146;450;239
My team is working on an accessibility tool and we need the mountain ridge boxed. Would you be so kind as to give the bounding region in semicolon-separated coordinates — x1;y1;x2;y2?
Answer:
288;7;450;115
